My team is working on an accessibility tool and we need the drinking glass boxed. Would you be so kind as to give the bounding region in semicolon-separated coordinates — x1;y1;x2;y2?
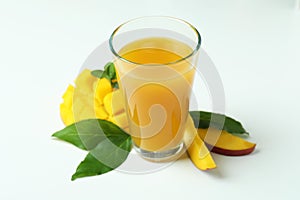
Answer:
109;16;201;162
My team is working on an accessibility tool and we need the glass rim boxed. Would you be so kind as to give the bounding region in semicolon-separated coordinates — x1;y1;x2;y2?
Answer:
109;16;201;66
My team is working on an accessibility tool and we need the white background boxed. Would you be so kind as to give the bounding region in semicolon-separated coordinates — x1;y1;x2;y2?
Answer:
1;0;300;199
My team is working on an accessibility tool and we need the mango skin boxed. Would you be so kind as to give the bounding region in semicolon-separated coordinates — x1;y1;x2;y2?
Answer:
198;128;256;156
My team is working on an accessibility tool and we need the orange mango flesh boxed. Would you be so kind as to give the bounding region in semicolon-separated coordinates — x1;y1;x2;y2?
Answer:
198;128;256;156
60;85;75;125
109;112;129;132
60;69;112;126
104;89;129;131
184;115;216;170
187;134;217;170
103;90;125;116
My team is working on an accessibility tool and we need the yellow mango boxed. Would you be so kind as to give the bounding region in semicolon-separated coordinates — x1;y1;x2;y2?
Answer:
184;115;216;170
60;69;111;126
60;104;74;126
103;89;125;116
62;85;74;106
75;69;98;94
95;105;109;120
60;85;75;125
108;112;128;130
198;128;256;156
103;91;113;116
93;78;113;105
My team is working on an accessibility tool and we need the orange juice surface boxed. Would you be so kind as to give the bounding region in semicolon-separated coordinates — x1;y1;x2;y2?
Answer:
116;37;195;152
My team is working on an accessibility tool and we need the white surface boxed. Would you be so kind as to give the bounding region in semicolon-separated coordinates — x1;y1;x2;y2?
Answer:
1;0;300;199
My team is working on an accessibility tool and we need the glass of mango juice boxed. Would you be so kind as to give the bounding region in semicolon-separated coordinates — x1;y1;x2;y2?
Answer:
109;16;201;162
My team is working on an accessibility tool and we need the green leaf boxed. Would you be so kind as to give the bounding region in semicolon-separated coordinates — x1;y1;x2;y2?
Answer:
52;119;131;151
91;70;104;78
91;62;119;88
71;152;112;181
112;82;119;89
91;62;116;80
52;119;107;150
71;128;132;181
189;111;249;135
52;119;132;180
104;62;116;79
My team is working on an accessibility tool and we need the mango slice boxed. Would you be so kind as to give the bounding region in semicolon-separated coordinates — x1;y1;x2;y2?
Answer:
94;78;113;106
184;115;216;170
103;89;125;116
75;69;98;95
60;85;75;126
198;128;256;156
60;69;112;126
108;112;129;130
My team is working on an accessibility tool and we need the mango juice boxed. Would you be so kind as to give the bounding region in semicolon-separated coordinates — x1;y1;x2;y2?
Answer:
115;37;195;152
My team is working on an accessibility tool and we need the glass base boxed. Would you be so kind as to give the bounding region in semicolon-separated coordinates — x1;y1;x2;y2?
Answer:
133;142;184;162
